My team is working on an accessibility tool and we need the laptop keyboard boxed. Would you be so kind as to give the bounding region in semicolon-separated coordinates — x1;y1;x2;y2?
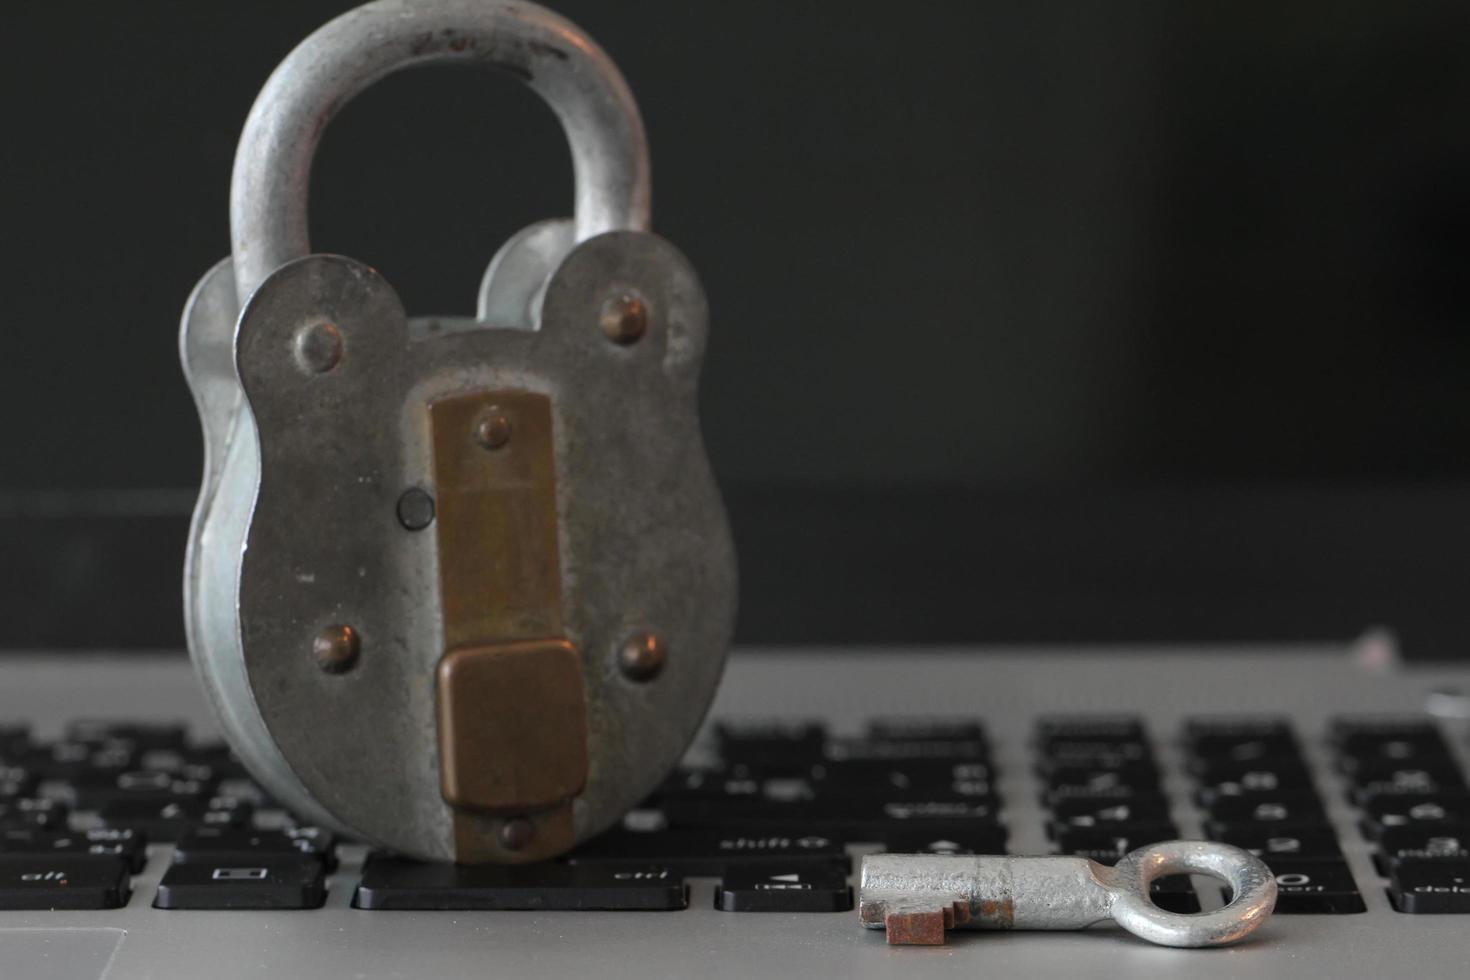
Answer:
0;715;1466;914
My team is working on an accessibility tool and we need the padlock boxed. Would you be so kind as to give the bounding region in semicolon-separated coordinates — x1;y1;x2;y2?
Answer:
179;0;736;864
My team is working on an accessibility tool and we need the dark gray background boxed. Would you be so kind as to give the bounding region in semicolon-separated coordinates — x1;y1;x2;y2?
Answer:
3;2;1469;653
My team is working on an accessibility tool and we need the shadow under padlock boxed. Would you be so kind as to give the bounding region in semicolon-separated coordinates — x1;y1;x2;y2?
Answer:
180;0;737;864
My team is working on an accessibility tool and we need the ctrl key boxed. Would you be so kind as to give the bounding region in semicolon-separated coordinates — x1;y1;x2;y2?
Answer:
353;858;687;911
0;855;131;910
1390;860;1470;914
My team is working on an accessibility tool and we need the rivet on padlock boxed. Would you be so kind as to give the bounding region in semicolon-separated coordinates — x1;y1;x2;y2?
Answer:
180;0;737;864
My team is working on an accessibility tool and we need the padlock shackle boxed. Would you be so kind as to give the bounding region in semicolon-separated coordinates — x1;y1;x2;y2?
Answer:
229;0;651;305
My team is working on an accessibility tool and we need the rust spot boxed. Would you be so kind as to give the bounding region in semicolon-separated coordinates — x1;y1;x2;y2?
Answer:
978;897;1015;927
407;29;475;56
884;910;947;946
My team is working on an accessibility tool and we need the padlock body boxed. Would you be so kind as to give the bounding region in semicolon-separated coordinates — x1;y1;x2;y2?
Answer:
181;232;736;861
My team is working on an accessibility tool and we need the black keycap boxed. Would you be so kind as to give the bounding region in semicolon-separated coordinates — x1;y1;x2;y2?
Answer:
1348;764;1468;802
661;796;1000;834
660;769;776;800
1188;726;1301;766
1193;763;1313;805
716;759;832;783
252;808;298;831
1375;826;1470;866
154;858;326;910
1044;768;1161;804
825;737;988;763
1190;736;1302;766
1209;827;1344;861
878;827;1009;855
1338;743;1458;773
1205;794;1325;826
1187;740;1305;769
214;777;273;806
1388;859;1470;913
866;718;987;744
715;721;826;762
1036;741;1153;772
1342;740;1456;770
135;748;221;780
1361;794;1470;833
1330;715;1443;739
206;795;255;818
174;827;337;869
1054;825;1180;864
827;780;1000;806
1045;762;1159;789
1190;753;1312;778
715;864;852;912
567;830;849;875
1036;715;1146;744
177;745;251;783
684;773;821;806
819;759;995;781
1331;718;1449;760
820;797;1004;828
71;770;217;809
1209;819;1338;842
1267;860;1366;914
0;828;149;873
99;798;248;840
0;767;36;799
353;856;687;910
815;760;996;798
65;721;188;749
0;798;67;830
1184;716;1295;741
1049;796;1171;829
16;741;135;782
1149;876;1200;914
0;855;131;910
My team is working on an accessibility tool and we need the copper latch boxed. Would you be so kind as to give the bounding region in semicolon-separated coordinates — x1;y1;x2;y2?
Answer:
428;390;587;863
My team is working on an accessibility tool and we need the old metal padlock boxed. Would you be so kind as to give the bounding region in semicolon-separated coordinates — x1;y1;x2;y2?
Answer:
180;0;736;864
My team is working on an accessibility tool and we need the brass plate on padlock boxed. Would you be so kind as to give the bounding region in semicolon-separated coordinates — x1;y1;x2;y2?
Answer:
428;390;587;862
429;390;565;647
436;640;588;811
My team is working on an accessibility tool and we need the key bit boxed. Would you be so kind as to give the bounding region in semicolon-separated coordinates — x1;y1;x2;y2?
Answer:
860;840;1275;948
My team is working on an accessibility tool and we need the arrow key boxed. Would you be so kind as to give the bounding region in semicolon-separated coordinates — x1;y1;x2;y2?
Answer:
716;863;852;912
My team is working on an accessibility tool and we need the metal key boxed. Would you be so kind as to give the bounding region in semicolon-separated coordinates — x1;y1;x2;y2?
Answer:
860;840;1276;947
